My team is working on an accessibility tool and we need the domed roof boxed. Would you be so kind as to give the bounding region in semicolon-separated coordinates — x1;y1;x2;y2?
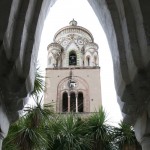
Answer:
53;19;94;43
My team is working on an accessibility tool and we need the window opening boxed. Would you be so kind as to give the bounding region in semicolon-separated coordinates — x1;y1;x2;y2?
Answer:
69;51;77;65
87;56;90;66
78;92;83;112
62;92;68;112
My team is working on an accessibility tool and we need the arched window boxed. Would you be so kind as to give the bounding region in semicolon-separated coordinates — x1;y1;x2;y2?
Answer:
69;51;77;65
62;92;68;112
86;56;90;66
56;58;59;67
70;92;76;112
78;92;83;112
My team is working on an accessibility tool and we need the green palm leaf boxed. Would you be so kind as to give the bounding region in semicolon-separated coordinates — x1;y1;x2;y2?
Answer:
113;121;141;150
47;114;92;150
31;66;45;98
3;98;54;150
87;107;114;150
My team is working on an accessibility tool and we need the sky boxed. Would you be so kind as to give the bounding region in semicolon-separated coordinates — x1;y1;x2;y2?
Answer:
38;0;123;125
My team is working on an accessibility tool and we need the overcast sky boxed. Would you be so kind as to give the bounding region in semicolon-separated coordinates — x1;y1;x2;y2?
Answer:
38;0;123;125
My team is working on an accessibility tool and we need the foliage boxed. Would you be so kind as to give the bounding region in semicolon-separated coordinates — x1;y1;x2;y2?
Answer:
3;98;54;150
3;105;142;150
31;66;45;98
113;121;142;150
3;65;49;150
47;114;92;150
87;107;114;150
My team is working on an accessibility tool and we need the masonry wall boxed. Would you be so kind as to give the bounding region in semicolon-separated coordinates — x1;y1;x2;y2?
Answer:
44;67;102;112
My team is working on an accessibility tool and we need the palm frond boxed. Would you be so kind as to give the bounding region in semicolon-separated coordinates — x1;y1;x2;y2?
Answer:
87;107;114;150
31;66;45;98
113;121;141;149
48;114;93;150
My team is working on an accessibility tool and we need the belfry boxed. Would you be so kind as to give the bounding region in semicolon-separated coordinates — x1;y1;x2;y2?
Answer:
44;19;102;113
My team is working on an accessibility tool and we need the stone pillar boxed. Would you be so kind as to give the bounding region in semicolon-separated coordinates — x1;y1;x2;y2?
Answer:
68;95;70;112
0;104;10;149
0;140;2;150
134;107;150;150
91;56;95;67
76;94;78;113
141;137;150;150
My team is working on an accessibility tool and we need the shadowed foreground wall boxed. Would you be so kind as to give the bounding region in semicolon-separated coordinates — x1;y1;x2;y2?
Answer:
0;0;150;149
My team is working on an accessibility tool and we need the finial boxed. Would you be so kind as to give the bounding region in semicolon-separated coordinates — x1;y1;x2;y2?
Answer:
69;19;77;26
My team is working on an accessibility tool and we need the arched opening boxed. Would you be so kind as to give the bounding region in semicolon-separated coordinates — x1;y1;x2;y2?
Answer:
70;92;76;112
38;0;122;124
78;92;83;112
62;92;68;112
86;56;90;66
69;51;77;65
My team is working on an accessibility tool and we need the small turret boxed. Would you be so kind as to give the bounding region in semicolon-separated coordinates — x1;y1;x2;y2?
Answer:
47;43;62;68
84;42;99;67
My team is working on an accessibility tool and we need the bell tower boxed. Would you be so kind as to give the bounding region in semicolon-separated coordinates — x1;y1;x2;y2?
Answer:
44;19;102;113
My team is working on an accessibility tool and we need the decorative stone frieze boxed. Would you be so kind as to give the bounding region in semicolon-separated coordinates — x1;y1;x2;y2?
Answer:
84;42;98;54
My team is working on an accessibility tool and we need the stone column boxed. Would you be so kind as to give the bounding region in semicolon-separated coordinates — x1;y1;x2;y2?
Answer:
76;94;78;113
91;56;95;67
141;137;150;150
0;104;10;150
68;95;70;112
134;108;150;150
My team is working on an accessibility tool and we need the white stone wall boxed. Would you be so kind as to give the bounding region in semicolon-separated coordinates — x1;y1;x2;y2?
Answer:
47;21;100;68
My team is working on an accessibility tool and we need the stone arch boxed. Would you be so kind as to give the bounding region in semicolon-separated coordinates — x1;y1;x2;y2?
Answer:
1;1;150;147
44;0;149;126
57;76;90;112
66;41;81;66
2;0;141;122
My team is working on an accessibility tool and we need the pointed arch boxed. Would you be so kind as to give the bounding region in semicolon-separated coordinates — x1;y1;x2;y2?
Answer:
86;56;90;66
